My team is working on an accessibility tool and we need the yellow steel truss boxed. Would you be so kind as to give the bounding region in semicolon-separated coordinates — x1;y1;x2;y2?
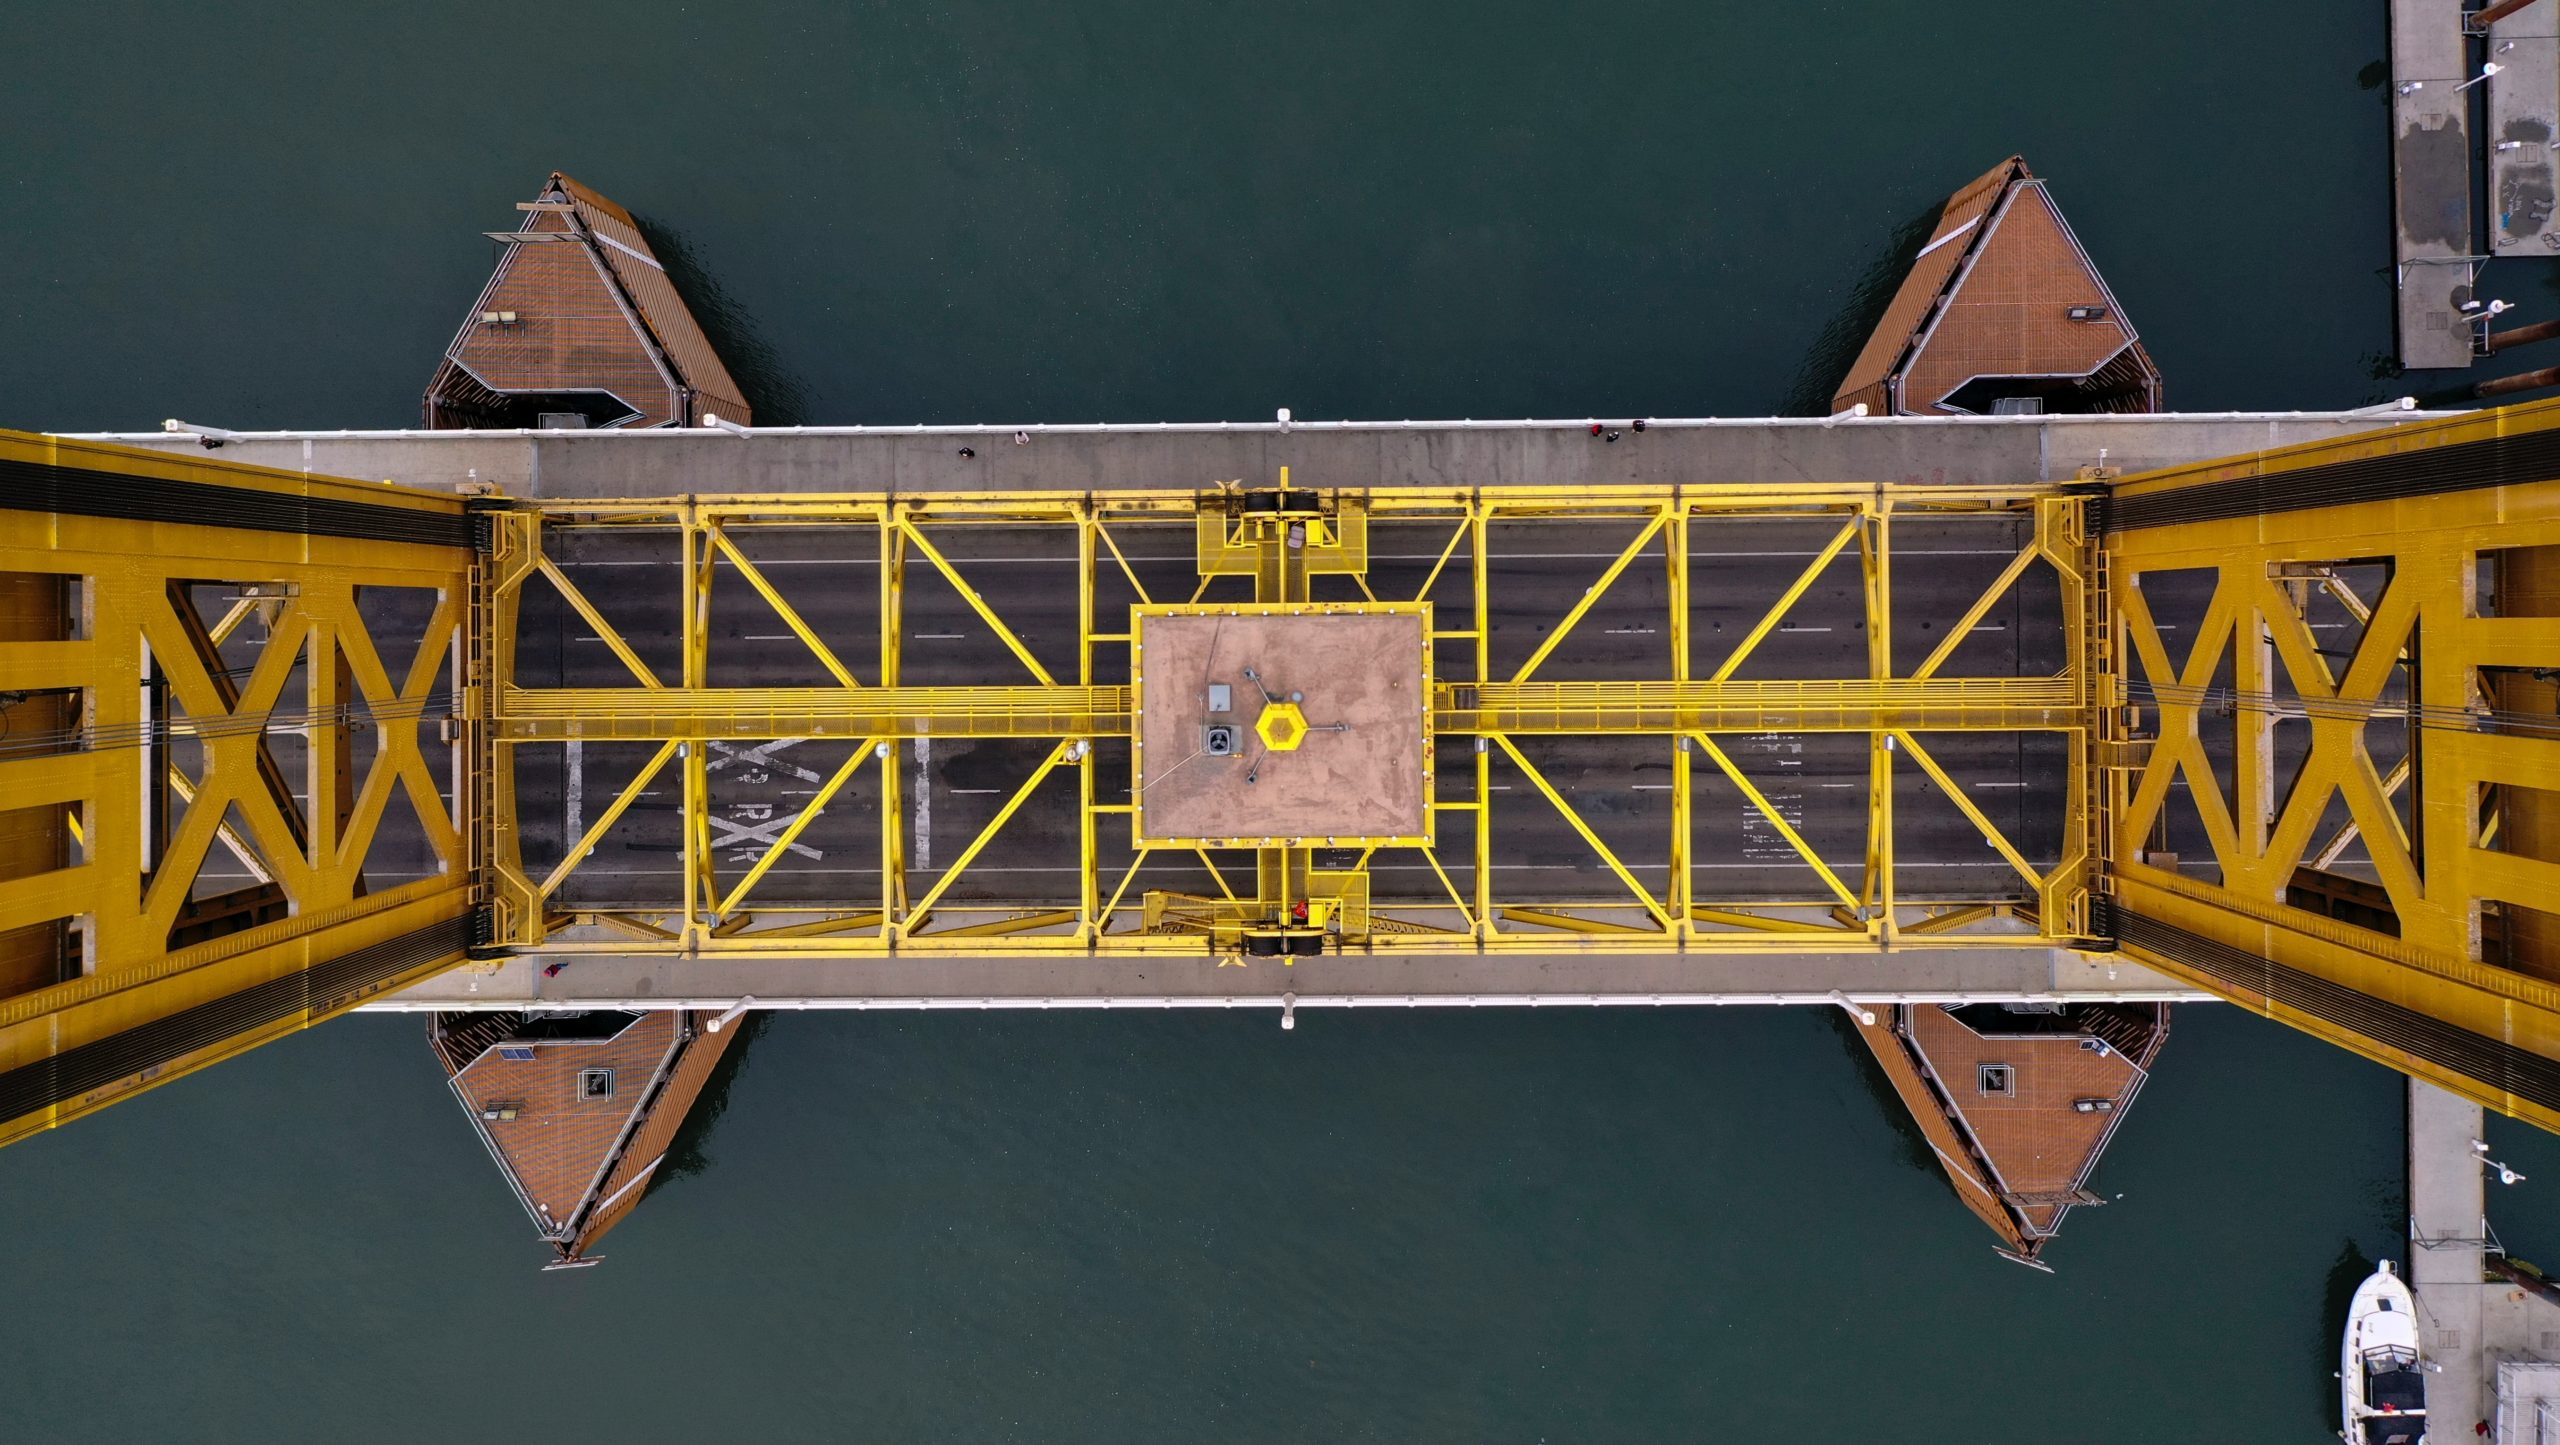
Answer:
49;397;2560;1145
2099;398;2560;1130
479;480;2093;957
0;430;477;1146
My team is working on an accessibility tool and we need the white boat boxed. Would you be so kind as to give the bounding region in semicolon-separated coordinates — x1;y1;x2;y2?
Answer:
2342;1260;2429;1445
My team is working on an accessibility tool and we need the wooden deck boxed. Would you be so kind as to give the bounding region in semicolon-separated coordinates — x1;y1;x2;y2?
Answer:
424;172;751;430
1832;157;2161;418
432;1008;741;1264
1855;1001;2169;1264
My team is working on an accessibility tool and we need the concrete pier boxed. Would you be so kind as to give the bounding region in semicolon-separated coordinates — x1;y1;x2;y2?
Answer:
2408;1078;2560;1437
2395;0;2481;367
2489;0;2560;256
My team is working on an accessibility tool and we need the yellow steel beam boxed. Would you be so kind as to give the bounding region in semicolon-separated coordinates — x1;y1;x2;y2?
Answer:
728;909;886;941
491;683;1125;740
1412;514;1472;604
1666;512;1694;937
1196;848;1239;902
539;740;682;902
1711;514;1861;681
535;555;662;689
1904;903;2002;935
1690;906;1844;935
1690;732;1861;912
903;738;1079;934
492;677;2073;743
879;516;908;929
1892;730;2044;893
1511;510;1668;683
1093;518;1153;606
714;740;879;918
2099;396;2560;1131
1909;541;2037;682
1472;507;1494;938
898;518;1057;685
1492;734;1670;931
1419;846;1474;927
0;427;475;1148
913;909;1082;939
1499;906;1658;935
2311;755;2412;869
1863;509;1895;928
705;524;861;688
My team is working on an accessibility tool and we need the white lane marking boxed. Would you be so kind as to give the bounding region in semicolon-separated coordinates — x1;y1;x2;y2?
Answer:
565;739;583;841
708;738;823;783
1631;784;1673;790
951;788;1001;795
742;634;800;641
1602;627;1657;635
1777;626;1832;633
1971;782;2027;788
707;810;823;860
915;633;968;640
912;738;933;870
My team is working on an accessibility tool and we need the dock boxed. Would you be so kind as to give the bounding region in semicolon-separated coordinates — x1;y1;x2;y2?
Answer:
2394;0;2481;368
2408;1078;2560;1435
2491;1;2560;256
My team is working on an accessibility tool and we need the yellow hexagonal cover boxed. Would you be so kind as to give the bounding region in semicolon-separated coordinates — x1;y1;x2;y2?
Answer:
1254;699;1309;752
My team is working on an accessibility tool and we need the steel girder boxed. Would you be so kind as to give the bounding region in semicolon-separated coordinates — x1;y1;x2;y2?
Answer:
0;430;477;1147
2101;398;2560;1131
480;482;2095;958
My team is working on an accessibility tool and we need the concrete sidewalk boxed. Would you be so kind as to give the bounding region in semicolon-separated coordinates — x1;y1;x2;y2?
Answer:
2394;0;2479;367
367;941;2198;1012
74;410;2457;500
2409;1079;2560;1436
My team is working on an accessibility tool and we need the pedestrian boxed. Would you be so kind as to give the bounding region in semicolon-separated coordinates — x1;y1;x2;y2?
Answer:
1604;430;1621;443
1013;431;1030;446
1632;418;1648;432
1588;422;1603;437
958;446;976;459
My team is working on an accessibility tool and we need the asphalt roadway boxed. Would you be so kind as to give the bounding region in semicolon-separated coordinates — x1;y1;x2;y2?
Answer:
512;512;2068;917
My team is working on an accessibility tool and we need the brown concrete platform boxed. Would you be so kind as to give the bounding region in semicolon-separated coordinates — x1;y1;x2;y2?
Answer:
1133;604;1430;846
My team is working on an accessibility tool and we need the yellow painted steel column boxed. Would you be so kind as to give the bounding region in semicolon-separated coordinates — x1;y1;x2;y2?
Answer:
879;512;909;936
1865;502;1895;936
1666;507;1693;941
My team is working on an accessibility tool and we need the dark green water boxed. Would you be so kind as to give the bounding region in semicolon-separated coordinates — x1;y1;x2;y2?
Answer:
0;1009;2410;1442
6;1;2416;431
2;3;2534;1440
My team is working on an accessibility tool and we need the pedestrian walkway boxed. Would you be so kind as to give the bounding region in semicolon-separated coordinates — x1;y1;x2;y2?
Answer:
2394;0;2481;367
2408;1079;2560;1437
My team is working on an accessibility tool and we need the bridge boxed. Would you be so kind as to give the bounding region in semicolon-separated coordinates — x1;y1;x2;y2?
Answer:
4;402;2559;1147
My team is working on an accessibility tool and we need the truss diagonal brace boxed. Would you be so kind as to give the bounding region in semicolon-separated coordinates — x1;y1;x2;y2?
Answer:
898;520;1057;686
1492;734;1671;931
1511;510;1668;683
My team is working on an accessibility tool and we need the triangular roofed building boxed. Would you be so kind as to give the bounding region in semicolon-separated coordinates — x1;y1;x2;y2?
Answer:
1851;1001;2169;1268
424;172;751;430
429;1008;742;1267
1833;156;2161;418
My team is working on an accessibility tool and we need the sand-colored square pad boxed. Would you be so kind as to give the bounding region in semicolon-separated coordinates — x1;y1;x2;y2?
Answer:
1132;603;1432;846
